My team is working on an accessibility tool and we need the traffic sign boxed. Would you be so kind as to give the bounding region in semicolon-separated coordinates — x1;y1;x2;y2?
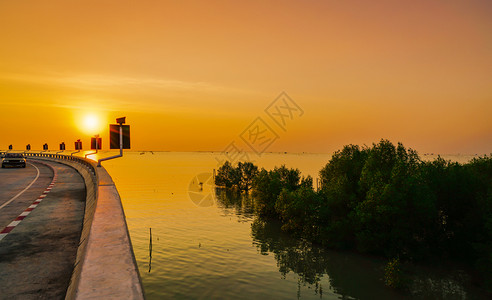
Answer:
91;137;102;150
110;125;130;149
75;140;82;150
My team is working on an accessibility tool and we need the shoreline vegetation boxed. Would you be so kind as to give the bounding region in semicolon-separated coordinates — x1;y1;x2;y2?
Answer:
214;139;492;294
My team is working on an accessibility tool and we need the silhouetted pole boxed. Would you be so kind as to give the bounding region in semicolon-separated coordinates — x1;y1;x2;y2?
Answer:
97;117;129;167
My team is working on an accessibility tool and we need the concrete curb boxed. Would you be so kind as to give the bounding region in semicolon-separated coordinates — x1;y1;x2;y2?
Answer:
26;155;144;300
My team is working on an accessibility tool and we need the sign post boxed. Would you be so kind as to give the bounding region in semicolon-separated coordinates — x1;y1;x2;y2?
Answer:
57;142;66;154
71;139;83;156
85;135;101;158
97;117;130;167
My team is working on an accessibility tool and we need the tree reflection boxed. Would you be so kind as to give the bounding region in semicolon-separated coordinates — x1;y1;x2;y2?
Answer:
250;218;399;299
251;219;327;285
215;188;256;221
215;188;391;298
215;187;482;299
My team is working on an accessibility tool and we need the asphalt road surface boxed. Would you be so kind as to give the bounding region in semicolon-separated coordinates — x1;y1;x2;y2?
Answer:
0;159;85;299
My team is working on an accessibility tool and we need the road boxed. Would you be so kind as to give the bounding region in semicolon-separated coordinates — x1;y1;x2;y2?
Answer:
0;159;85;299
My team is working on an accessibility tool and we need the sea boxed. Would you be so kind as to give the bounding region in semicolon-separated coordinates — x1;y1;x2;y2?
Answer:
86;151;483;299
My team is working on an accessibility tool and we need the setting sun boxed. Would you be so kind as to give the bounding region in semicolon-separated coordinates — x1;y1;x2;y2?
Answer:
84;115;99;131
75;112;106;136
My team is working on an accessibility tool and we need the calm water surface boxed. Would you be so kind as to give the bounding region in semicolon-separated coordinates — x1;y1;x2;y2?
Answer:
93;152;481;299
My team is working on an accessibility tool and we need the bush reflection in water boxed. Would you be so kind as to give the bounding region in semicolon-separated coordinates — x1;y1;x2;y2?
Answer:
216;189;400;299
215;188;486;300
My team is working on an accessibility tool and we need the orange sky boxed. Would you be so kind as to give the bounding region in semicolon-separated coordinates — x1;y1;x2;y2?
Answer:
1;0;491;154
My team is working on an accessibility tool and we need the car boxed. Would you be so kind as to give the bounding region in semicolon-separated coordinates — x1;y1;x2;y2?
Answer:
1;153;27;168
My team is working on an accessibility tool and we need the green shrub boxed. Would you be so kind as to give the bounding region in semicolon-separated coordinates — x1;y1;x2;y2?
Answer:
384;257;402;288
215;146;492;289
215;161;258;191
275;186;320;237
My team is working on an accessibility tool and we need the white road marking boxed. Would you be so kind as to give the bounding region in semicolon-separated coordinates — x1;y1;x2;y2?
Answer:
9;220;21;227
0;162;40;211
0;161;56;242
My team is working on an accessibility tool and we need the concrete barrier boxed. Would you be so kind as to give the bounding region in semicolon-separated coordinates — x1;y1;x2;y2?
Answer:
24;153;144;300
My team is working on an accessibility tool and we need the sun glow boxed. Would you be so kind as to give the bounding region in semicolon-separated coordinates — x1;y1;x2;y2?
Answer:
76;112;106;136
84;115;99;131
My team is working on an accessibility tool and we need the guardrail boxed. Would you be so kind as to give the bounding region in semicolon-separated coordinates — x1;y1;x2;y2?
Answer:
1;151;97;175
24;152;97;173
